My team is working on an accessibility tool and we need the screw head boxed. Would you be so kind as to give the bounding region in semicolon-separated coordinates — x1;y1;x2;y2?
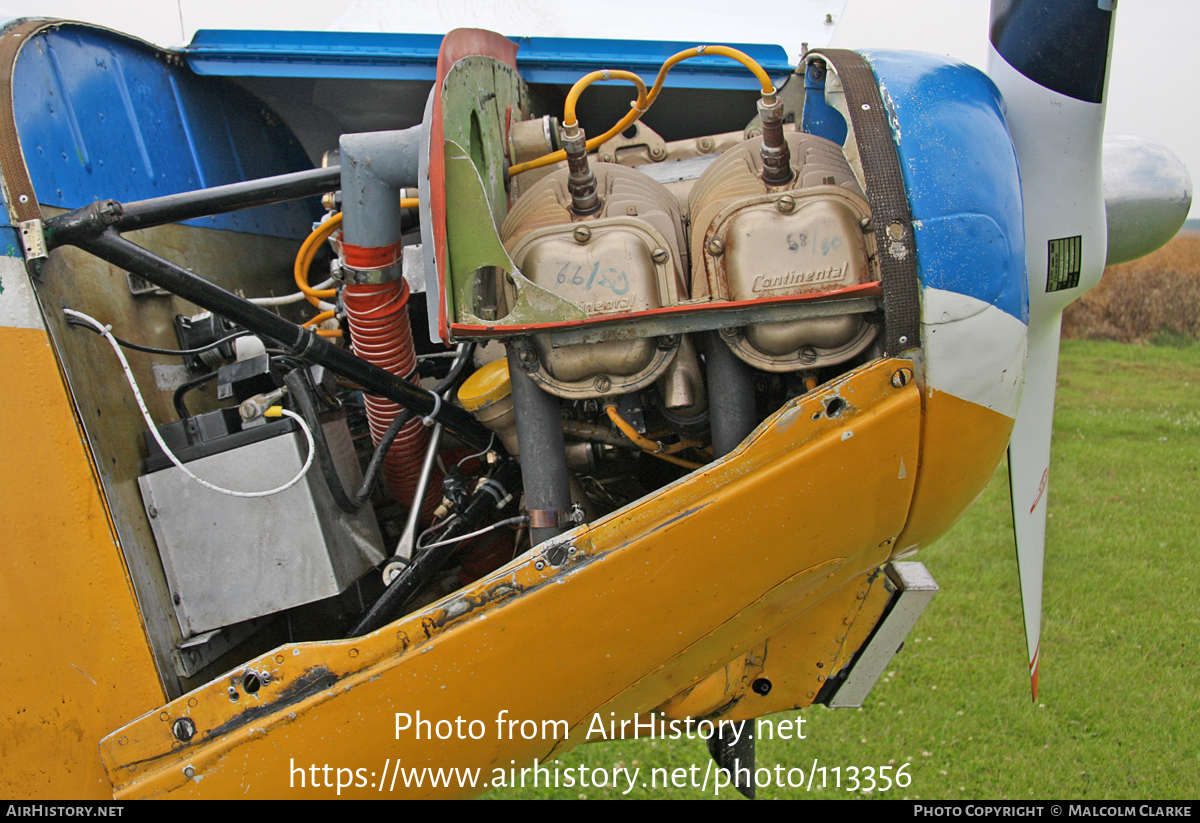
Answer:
887;221;906;241
649;145;667;160
593;375;612;393
148;506;158;519
697;137;715;153
650;248;670;265
891;368;913;388
799;346;818;365
706;237;725;256
573;225;592;244
534;559;546;571
752;678;773;696
777;195;796;214
184;766;196;780
172;717;196;743
859;216;874;233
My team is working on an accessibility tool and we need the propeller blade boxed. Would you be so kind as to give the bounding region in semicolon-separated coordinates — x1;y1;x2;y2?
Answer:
987;0;1116;697
1005;309;1063;700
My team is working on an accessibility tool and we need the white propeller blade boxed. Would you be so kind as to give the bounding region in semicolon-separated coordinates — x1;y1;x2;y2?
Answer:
987;0;1115;699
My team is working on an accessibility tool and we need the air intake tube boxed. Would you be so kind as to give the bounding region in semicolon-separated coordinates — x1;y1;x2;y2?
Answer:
340;127;441;519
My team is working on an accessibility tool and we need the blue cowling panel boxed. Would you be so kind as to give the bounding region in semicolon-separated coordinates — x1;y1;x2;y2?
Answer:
861;51;1028;324
12;24;319;239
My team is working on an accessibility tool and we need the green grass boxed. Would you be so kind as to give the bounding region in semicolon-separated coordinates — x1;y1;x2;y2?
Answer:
487;340;1200;800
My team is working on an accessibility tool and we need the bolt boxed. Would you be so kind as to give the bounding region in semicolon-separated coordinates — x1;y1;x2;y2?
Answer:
657;334;680;350
706;237;725;256
573;225;592;244
859;216;874;233
172;717;196;743
593;375;612;393
697;137;715;153
887;221;906;241
720;326;739;338
651;248;670;265
891;368;913;388
600;153;613;163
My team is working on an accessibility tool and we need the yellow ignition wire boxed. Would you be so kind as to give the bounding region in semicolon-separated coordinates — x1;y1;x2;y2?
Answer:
508;46;776;177
295;198;419;318
509;70;648;177
303;310;335;328
605;405;704;470
295;212;342;308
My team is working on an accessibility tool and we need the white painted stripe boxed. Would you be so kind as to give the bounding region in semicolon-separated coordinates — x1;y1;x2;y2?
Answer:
0;255;45;330
922;286;1026;420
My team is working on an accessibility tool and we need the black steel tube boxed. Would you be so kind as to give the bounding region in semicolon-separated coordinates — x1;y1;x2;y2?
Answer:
349;459;521;636
44;167;341;243
70;229;493;452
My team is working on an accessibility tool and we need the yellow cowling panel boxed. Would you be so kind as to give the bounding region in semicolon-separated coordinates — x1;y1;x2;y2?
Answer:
0;326;165;798
893;385;1016;554
101;357;919;799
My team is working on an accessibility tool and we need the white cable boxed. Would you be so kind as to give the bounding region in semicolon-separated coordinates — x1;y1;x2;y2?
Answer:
249;278;336;309
418;516;529;552
64;308;316;499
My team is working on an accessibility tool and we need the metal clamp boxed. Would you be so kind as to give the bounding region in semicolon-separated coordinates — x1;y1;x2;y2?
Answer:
526;504;584;529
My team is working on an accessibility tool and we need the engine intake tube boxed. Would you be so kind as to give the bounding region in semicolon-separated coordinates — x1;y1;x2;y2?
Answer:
343;279;442;520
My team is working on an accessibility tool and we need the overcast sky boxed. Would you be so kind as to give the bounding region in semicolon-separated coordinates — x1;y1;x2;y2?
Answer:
4;1;1196;218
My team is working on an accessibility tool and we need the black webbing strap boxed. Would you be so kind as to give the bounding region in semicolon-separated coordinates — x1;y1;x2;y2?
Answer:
0;19;58;229
812;49;920;355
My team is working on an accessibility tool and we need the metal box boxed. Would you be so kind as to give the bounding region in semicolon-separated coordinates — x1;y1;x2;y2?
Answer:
139;418;385;637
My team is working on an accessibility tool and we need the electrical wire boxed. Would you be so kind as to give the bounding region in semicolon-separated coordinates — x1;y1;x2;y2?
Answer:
64;317;249;357
417;516;529;552
65;308;316;499
249;278;336;307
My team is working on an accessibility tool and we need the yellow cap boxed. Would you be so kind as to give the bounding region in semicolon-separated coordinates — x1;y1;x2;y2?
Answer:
457;358;512;412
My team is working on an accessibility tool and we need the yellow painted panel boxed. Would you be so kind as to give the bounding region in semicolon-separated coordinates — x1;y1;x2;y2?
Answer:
893;386;1016;554
0;326;164;798
102;357;920;799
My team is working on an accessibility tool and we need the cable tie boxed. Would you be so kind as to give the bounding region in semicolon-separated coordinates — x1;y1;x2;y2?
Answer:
422;390;442;427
